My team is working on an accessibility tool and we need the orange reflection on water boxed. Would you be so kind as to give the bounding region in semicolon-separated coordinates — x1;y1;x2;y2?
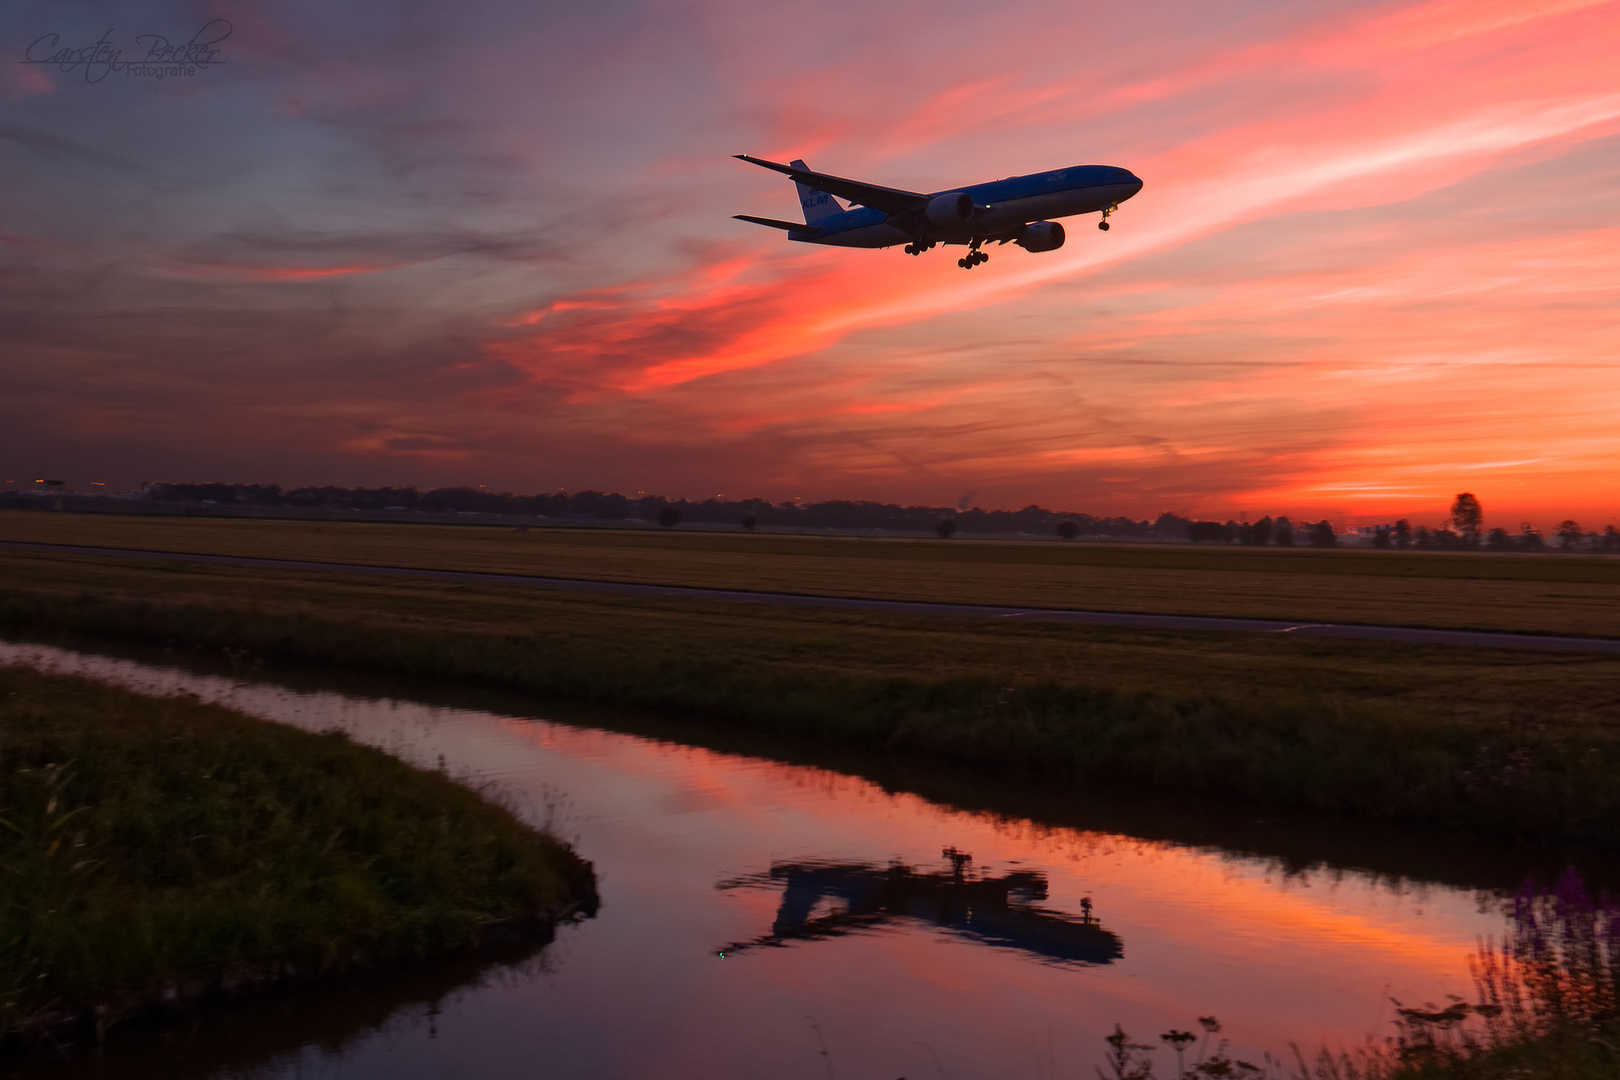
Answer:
497;717;1494;1062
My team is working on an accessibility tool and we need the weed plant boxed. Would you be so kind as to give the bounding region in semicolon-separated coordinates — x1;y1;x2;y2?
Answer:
1109;873;1619;1079
0;665;594;1039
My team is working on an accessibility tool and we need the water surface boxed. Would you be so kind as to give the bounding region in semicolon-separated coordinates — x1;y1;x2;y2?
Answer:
0;642;1532;1079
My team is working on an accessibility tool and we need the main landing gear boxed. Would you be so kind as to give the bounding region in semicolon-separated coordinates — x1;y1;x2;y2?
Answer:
1098;203;1118;231
903;239;936;256
957;242;988;270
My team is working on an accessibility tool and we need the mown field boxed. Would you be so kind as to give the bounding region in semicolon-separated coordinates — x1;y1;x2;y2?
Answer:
3;510;1618;636
3;543;1619;844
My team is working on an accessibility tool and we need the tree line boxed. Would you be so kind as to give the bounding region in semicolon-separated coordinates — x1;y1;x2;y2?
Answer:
140;482;1194;539
1182;493;1620;552
136;483;1619;550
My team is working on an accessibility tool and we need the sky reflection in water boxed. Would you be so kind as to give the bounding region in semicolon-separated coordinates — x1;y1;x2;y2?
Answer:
0;642;1502;1079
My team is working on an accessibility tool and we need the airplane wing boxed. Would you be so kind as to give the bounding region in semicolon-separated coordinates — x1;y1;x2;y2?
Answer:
733;214;821;234
734;154;928;215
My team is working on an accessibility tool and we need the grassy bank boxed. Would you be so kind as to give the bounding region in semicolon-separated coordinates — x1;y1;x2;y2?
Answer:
2;550;1619;846
0;664;596;1041
5;510;1620;636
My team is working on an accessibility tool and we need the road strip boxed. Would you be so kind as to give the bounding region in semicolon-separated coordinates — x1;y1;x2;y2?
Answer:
4;539;1617;654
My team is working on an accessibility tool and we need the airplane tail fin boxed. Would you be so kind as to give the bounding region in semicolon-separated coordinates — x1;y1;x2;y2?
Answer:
790;159;845;225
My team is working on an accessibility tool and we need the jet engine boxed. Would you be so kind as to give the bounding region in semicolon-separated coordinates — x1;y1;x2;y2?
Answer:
925;192;973;225
1016;221;1066;252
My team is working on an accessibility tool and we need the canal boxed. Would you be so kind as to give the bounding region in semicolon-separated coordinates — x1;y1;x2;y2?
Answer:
0;640;1582;1079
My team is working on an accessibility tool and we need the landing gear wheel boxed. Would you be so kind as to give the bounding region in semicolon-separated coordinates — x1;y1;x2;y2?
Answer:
958;258;969;269
1098;221;1110;231
905;244;915;255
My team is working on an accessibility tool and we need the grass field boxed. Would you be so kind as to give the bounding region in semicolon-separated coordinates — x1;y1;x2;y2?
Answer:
0;664;595;1041
3;543;1619;844
4;510;1620;636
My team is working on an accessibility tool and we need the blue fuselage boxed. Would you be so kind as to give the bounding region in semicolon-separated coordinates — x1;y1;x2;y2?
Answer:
802;164;1143;248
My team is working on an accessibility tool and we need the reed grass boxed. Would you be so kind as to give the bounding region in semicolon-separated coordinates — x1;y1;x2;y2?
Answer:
1113;872;1620;1079
0;665;595;1040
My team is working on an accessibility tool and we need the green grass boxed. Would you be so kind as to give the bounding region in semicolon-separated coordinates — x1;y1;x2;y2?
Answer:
3;549;1620;846
0;664;595;1041
5;509;1620;636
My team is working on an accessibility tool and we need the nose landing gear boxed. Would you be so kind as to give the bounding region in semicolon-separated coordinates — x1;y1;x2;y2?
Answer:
1098;204;1118;231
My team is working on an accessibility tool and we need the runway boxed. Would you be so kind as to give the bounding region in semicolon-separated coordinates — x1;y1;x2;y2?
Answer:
4;539;1617;654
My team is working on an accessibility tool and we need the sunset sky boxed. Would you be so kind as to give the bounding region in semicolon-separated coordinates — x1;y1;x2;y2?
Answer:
3;0;1617;527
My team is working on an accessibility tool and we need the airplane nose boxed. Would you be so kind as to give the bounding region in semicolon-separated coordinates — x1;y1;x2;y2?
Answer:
1118;170;1143;199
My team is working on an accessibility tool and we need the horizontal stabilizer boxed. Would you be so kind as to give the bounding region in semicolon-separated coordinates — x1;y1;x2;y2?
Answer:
734;154;927;215
733;214;821;234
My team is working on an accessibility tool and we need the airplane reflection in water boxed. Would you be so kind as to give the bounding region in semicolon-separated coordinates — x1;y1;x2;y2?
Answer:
715;848;1122;967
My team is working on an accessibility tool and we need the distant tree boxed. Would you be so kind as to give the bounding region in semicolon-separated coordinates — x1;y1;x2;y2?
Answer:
1604;525;1620;552
1414;526;1432;548
1309;520;1337;548
1151;512;1194;537
1519;522;1543;551
740;514;757;531
1056;521;1079;540
1274;517;1294;547
657;507;683;529
1557;520;1584;549
1187;521;1233;543
935;518;958;539
1372;527;1391;549
1431;524;1460;549
1393;519;1412;549
1450;493;1483;545
1246;516;1274;546
1486;527;1512;551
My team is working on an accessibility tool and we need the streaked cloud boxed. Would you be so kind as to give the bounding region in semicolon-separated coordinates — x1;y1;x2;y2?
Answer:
1;0;1617;526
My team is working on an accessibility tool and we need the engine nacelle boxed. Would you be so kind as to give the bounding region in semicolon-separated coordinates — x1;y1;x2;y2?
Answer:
925;192;973;226
1016;221;1066;253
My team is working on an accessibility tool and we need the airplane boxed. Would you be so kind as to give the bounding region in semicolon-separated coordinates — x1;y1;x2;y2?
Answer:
732;154;1143;269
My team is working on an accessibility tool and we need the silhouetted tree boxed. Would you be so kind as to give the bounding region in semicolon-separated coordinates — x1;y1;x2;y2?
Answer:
740;514;757;531
1151;512;1193;537
1245;516;1273;546
658;507;683;528
1486;527;1513;551
1372;527;1391;549
1273;517;1294;546
1557;520;1584;549
1519;522;1543;551
1604;525;1620;552
935;518;958;539
1393;518;1412;549
1414;526;1432;548
1056;521;1079;540
1450;493;1483;545
1187;521;1232;543
1309;520;1337;548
